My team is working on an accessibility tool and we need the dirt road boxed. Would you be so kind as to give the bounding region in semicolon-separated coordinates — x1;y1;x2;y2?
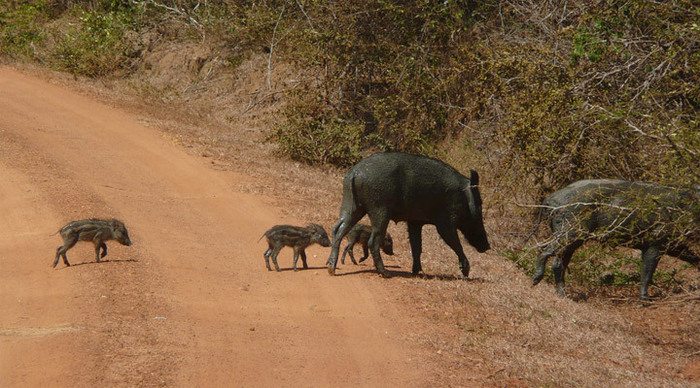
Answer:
0;67;427;386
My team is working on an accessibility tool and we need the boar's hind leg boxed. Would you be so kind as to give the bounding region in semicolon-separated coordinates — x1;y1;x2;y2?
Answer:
367;214;390;276
341;235;359;265
327;211;364;274
640;246;661;300
552;241;583;297
408;222;423;275
270;246;283;272
54;236;78;268
263;247;273;271
436;223;469;278
358;243;369;263
54;246;63;268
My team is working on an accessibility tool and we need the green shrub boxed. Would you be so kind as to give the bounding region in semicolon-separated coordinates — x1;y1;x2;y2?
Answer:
51;9;133;76
0;1;48;58
273;99;363;167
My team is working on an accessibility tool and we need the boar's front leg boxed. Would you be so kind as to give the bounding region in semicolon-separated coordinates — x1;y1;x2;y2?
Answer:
293;247;301;271
407;222;423;275
435;222;469;278
551;241;583;297
640;246;661;300
100;242;108;258
300;249;309;269
93;240;103;263
367;213;390;277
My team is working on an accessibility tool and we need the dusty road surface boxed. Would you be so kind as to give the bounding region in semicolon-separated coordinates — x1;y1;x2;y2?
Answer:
0;67;429;386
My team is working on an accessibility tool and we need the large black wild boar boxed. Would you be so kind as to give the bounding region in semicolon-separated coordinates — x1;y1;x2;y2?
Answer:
532;179;700;300
327;152;490;277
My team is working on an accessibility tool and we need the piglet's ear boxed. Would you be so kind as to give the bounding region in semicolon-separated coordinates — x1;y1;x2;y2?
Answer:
470;170;479;187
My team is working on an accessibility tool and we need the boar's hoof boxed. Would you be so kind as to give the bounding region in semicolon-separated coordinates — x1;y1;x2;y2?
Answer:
532;275;544;286
378;269;390;278
327;266;336;276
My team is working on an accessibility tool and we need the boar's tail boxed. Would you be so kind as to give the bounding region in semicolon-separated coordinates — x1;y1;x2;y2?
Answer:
257;232;267;243
350;174;359;210
333;174;358;237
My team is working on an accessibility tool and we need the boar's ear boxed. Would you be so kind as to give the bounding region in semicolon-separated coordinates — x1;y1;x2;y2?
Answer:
464;170;482;217
470;170;479;187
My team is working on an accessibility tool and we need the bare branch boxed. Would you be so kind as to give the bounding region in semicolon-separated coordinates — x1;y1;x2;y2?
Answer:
267;6;286;91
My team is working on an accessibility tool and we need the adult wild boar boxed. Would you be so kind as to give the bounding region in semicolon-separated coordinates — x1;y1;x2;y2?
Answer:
532;179;700;300
327;152;490;277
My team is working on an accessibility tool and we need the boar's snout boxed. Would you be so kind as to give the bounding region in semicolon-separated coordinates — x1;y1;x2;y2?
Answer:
469;233;490;253
117;232;132;246
477;241;491;253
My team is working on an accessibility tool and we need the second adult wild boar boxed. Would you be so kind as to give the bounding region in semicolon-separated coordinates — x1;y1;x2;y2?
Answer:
327;152;490;277
532;179;700;300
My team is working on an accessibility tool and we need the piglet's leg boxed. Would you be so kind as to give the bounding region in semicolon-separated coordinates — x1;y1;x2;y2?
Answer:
300;249;309;269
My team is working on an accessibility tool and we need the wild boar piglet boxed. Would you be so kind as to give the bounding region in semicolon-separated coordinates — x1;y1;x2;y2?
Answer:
341;223;394;265
262;224;330;272
53;218;132;268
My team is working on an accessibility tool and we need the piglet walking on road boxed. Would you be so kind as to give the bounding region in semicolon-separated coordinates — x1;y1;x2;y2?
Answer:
53;218;132;268
261;224;331;272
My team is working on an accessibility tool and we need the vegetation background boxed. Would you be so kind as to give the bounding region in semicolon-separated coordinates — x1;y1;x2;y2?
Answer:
2;2;700;385
1;0;698;292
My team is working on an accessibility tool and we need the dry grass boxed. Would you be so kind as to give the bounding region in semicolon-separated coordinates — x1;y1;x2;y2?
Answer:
9;43;699;386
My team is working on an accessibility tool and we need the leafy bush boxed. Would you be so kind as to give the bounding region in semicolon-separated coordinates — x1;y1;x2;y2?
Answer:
0;1;48;58
52;9;134;76
1;1;697;280
274;98;363;167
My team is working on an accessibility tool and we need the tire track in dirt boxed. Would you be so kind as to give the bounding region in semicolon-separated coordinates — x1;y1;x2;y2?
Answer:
0;120;175;386
0;67;428;386
0;159;91;387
